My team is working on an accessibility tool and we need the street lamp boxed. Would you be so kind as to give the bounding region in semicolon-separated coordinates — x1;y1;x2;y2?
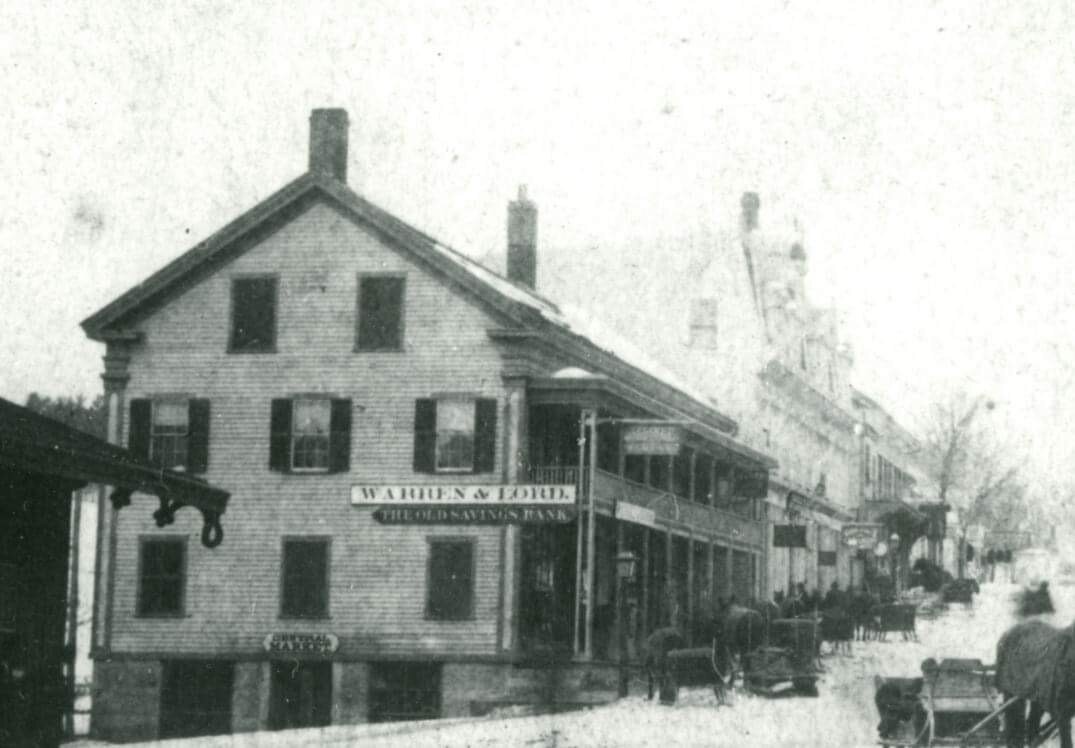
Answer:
616;550;638;697
890;533;900;592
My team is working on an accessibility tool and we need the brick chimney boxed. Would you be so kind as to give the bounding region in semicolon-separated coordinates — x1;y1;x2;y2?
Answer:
741;191;760;232
507;185;537;288
309;108;349;182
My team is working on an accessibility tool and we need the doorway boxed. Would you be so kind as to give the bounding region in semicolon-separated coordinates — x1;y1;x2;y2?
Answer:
269;661;332;730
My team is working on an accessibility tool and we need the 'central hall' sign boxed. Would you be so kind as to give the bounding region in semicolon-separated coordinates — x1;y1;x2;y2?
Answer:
351;484;576;505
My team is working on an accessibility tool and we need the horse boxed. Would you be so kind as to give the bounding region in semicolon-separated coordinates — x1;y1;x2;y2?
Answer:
643;626;687;702
849;590;880;641
820;605;854;654
996;619;1075;748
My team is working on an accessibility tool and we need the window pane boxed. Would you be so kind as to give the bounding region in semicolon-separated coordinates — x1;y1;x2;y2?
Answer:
231;277;276;352
282;541;328;618
436;400;475;471
151;401;190;469
292;400;330;469
140;541;185;616
427;541;473;620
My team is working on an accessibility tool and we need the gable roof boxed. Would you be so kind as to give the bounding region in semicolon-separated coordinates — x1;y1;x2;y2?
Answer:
83;171;764;456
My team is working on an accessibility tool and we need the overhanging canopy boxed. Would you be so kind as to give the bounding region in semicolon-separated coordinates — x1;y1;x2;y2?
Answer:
0;397;230;547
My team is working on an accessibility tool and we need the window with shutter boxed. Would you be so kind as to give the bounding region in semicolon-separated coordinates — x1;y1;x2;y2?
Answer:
229;276;277;353
280;539;329;619
270;399;352;474
426;539;474;620
413;397;496;474
356;275;405;351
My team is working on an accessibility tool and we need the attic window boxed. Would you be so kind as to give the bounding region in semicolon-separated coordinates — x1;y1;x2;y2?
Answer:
229;276;277;353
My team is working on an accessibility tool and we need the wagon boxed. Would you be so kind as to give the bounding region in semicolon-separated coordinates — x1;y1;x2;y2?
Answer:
874;657;1058;747
742;618;821;696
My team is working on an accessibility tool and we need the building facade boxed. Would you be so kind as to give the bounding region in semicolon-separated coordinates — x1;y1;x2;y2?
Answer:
82;109;774;741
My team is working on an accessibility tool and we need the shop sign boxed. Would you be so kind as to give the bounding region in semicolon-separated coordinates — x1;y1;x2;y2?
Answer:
842;523;883;550
818;551;837;567
372;504;576;525
623;424;682;456
773;524;807;548
615;500;657;529
263;633;339;655
352;484;575;506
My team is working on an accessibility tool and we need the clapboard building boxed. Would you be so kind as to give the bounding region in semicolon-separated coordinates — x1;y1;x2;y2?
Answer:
81;109;775;740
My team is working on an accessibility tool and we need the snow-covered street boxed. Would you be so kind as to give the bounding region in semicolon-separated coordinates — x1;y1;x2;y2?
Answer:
74;580;1074;748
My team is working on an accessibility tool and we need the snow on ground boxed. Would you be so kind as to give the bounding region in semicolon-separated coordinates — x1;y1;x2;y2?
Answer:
68;581;1075;747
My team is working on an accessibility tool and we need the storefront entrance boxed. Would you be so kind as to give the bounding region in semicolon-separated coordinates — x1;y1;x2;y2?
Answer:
518;523;577;653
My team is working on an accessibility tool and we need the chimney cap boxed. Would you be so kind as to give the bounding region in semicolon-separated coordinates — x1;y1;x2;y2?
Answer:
514;184;532;204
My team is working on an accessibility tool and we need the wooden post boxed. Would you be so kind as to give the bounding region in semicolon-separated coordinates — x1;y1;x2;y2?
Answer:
665;527;673;626
615;521;624;661
584;411;598;659
707;540;716;609
573;411;586;655
686;533;694;641
725;546;734;601
641;530;651;638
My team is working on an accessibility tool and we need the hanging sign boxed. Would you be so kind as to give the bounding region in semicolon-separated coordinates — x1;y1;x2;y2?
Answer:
842;523;883;550
735;468;770;499
352;484;575;506
615;500;658;529
622;424;683;456
818;551;838;567
372;504;576;524
773;525;807;548
263;633;339;655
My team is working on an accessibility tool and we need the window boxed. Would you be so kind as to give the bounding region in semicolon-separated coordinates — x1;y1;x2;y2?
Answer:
369;662;441;723
292;399;330;470
138;538;186;617
426;539;474;620
269;398;351;473
129;399;210;473
693;453;712;505
229;276;277;352
436;399;475;471
280;539;329;619
672;447;692;498
688;297;719;349
159;660;234;738
413;398;496;474
357;275;405;351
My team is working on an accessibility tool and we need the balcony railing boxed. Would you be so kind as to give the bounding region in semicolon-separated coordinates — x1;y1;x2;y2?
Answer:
528;465;580;486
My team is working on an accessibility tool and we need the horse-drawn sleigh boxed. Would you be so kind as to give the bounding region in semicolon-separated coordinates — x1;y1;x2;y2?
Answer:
645;606;821;704
875;618;1075;747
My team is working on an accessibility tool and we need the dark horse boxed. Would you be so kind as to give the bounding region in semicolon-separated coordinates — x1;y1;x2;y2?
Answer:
996;619;1075;748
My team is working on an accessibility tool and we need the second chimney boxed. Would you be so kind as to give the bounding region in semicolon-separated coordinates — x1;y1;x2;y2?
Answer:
741;191;760;232
507;185;537;288
309;108;349;182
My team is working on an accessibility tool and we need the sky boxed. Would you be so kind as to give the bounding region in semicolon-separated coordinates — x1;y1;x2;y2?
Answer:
2;1;1074;485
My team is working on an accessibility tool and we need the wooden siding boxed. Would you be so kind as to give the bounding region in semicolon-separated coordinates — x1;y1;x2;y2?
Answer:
109;200;513;657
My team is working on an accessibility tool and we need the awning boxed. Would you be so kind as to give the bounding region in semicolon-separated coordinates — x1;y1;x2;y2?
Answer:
0;397;230;547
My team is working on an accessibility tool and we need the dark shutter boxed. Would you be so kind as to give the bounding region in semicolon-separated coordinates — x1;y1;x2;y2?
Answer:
129;399;152;460
473;398;497;474
413;399;437;473
187;399;211;474
270;399;293;472
329;399;352;473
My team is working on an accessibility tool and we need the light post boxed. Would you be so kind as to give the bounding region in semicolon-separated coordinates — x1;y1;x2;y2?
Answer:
890;532;900;592
616;550;638;697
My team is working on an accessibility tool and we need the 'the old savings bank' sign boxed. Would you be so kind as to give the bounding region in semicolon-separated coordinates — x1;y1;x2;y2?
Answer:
351;484;577;525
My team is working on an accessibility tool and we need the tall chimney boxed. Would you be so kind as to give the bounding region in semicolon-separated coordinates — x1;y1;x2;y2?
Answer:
741;191;760;232
309;108;349;182
507;185;537;288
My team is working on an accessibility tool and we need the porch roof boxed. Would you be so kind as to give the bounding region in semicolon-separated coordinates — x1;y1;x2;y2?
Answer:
528;375;777;471
0;397;230;547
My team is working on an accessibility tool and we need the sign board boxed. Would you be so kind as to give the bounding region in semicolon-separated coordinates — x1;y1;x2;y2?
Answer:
818;551;837;567
615;500;658;529
773;525;807;548
623;424;682;456
263;633;339;655
352;484;575;506
372;504;575;525
842;523;883;550
735;469;770;499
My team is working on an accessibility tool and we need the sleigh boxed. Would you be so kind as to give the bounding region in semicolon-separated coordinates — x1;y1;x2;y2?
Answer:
875;658;1059;747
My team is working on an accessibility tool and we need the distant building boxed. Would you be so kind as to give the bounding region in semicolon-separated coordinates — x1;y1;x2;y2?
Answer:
81;109;774;741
